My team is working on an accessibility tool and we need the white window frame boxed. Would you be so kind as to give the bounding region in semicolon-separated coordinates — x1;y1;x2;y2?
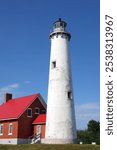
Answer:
36;125;41;135
8;123;13;135
0;124;3;135
27;108;32;117
35;107;40;114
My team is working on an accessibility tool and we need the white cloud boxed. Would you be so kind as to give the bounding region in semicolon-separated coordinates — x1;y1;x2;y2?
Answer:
78;103;99;110
0;83;19;103
10;83;19;88
75;102;100;129
0;83;19;92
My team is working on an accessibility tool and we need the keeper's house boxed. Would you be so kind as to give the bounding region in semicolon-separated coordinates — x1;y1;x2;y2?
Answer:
0;93;46;144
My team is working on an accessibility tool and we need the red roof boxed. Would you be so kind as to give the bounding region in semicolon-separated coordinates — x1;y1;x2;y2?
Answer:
0;94;39;120
33;114;46;124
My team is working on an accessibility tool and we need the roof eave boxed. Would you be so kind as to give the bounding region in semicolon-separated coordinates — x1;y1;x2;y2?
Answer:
33;122;46;125
0;118;18;121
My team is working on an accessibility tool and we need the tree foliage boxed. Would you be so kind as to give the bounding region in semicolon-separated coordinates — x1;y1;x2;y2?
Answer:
77;120;100;145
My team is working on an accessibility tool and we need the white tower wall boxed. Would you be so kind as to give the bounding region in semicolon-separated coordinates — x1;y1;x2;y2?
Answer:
43;19;77;144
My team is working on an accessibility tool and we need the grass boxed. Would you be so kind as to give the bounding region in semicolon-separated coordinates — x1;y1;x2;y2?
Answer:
0;144;100;150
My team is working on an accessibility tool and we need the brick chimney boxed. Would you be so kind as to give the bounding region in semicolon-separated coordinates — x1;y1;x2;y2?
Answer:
4;93;12;103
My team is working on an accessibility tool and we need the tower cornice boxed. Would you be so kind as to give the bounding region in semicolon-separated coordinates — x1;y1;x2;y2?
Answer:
49;31;71;40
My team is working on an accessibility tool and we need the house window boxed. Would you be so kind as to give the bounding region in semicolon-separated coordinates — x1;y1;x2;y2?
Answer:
35;107;40;114
0;124;3;135
8;123;13;135
68;91;72;99
41;109;46;113
51;61;56;69
27;108;32;117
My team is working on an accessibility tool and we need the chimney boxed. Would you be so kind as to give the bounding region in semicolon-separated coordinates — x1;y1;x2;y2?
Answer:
4;93;12;103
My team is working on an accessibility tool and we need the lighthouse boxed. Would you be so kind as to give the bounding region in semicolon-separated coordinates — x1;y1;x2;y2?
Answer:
44;18;77;144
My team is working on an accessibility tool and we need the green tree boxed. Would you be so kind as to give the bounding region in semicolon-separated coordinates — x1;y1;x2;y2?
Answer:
77;120;100;145
87;120;100;144
87;120;100;134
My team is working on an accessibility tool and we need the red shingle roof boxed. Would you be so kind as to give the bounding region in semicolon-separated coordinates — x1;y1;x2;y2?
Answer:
33;114;46;124
0;94;39;120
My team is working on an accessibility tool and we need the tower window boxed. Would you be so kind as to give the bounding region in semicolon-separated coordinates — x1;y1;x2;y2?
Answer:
60;22;63;27
68;91;72;99
51;61;56;69
61;34;64;38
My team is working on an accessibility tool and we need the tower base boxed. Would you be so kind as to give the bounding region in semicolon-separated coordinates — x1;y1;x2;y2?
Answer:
41;138;77;144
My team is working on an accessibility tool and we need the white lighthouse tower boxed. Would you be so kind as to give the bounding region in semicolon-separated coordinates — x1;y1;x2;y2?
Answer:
44;18;77;144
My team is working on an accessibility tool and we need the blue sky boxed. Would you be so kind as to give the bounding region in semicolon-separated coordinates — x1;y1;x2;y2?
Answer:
0;0;100;129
